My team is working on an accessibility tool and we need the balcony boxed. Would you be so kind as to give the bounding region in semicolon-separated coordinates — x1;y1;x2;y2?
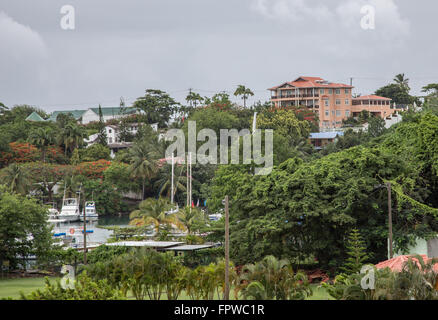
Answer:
271;93;319;99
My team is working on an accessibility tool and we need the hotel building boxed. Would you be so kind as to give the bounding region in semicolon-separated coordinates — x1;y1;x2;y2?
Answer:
268;76;398;130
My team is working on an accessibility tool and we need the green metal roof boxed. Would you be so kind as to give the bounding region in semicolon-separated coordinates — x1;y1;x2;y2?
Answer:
89;107;136;117
47;107;136;122
25;111;45;122
47;110;86;122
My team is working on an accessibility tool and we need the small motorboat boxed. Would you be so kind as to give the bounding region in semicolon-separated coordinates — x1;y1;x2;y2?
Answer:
80;201;99;221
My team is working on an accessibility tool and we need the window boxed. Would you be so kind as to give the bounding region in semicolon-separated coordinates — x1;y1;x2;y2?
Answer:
328;89;333;94
335;89;341;94
336;99;341;105
345;110;350;117
325;110;329;117
324;99;329;106
320;89;324;94
345;89;350;94
336;110;341;117
345;99;349;105
108;129;112;133
108;137;113;143
331;110;335;116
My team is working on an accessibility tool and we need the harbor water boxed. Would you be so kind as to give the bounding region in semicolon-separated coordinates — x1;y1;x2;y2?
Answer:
51;215;130;245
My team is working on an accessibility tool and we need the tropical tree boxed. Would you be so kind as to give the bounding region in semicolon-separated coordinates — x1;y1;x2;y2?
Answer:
58;123;87;155
235;255;312;300
128;140;159;199
21;272;125;300
393;73;410;91
97;104;108;146
234;85;254;108
129;197;185;233
340;229;370;274
58;175;82;199
28;127;55;162
0;163;32;195
133;89;180;127
154;163;186;199
186;91;204;108
0;102;8;116
177;206;207;235
0;187;53;269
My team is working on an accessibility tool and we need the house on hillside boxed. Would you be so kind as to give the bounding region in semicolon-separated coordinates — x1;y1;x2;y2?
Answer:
25;111;45;122
47;110;87;123
309;131;344;150
85;122;159;158
47;107;139;125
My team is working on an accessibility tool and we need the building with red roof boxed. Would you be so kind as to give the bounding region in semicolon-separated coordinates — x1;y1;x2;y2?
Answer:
268;76;400;130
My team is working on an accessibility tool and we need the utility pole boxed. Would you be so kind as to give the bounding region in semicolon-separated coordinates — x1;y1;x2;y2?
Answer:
171;152;174;205
387;182;393;259
186;153;189;207
189;152;192;212
350;77;353;86
224;195;230;300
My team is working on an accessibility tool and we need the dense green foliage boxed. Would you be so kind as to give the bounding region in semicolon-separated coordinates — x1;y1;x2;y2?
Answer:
0;187;52;269
323;255;438;300
340;229;370;274
209;111;438;269
20;272;125;300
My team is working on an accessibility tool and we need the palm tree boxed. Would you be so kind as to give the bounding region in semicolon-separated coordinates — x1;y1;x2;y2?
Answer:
0;163;32;195
393;73;410;91
234;85;254;108
154;163;186;199
58;123;87;155
128;140;159;199
235;255;311;300
186;91;204;108
28;127;54;162
177;206;206;235
129;197;185;233
58;175;82;198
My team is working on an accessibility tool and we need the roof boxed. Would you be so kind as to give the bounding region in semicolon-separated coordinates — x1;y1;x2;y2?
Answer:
106;240;184;248
353;95;392;101
48;110;86;121
375;255;438;272
107;142;132;149
268;76;353;90
309;132;344;140
163;244;216;251
89;107;137;117
25;111;45;122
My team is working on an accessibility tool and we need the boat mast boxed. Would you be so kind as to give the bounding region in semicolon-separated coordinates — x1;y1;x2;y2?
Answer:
189;152;192;212
171;152;174;205
79;183;87;264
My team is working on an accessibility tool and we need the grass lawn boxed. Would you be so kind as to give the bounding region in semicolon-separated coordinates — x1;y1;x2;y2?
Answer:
0;277;58;299
306;284;333;300
0;277;332;300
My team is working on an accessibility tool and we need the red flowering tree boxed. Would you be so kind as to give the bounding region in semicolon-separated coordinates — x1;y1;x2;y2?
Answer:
0;142;39;167
75;159;112;179
23;162;74;202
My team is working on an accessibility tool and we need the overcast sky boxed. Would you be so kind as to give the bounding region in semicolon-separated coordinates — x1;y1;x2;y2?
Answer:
0;0;437;112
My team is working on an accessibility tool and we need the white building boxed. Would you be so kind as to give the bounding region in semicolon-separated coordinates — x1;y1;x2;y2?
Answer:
48;107;140;125
85;122;159;158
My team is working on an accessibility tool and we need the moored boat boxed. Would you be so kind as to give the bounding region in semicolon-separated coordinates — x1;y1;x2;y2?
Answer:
80;201;99;221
